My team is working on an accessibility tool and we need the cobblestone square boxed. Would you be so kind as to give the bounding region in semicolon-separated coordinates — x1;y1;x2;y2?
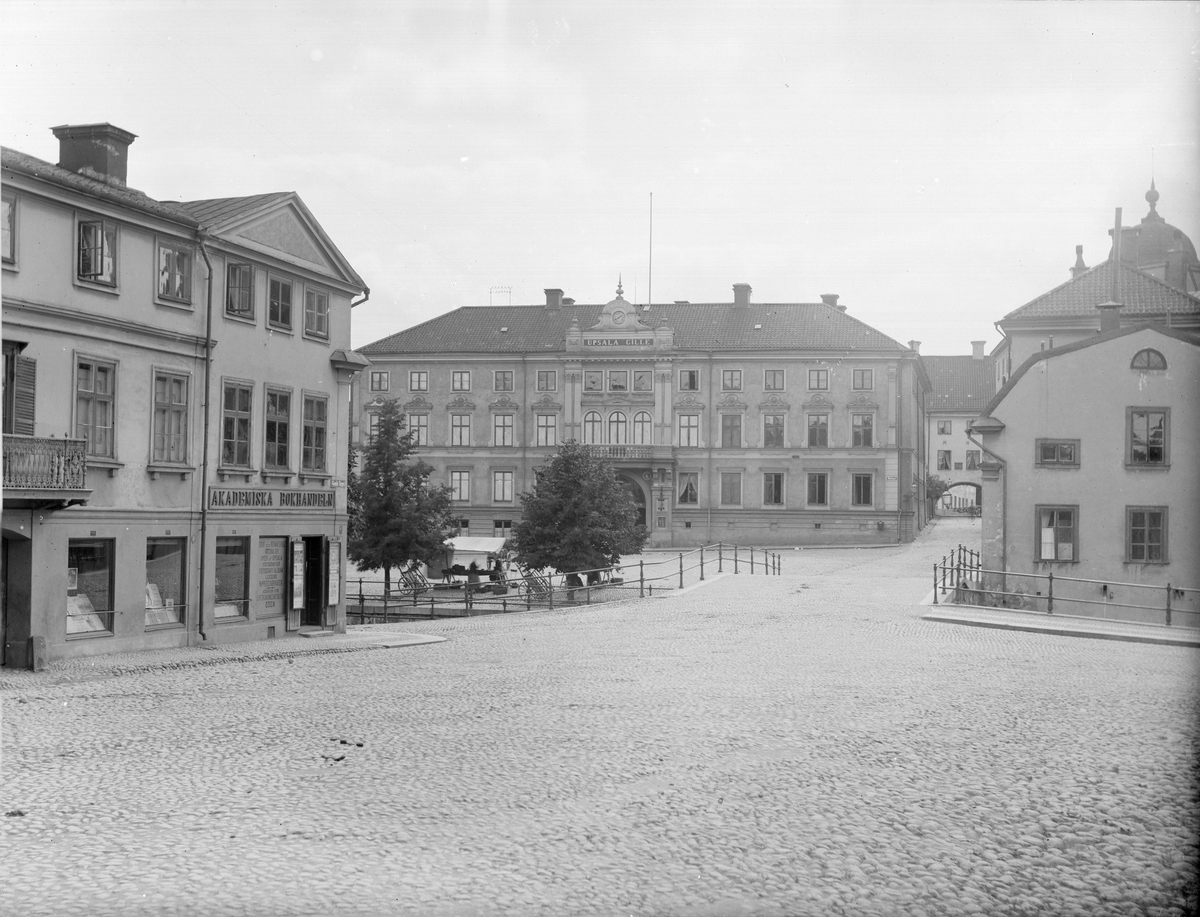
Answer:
2;519;1197;917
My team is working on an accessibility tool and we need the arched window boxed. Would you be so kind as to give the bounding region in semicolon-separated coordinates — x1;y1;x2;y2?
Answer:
1131;349;1167;371
583;411;602;444
633;411;652;445
608;411;627;444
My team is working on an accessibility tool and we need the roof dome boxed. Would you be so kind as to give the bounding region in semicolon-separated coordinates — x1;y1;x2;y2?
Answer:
1110;182;1198;293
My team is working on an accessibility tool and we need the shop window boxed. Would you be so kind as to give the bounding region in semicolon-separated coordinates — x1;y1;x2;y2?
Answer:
67;538;115;634
536;414;556;447
807;414;828;448
78;218;116;286
225;262;253;316
152;371;188;464
157;242;192;304
632;411;651;445
1036;507;1077;562
222;382;253;466
1127;507;1167;563
268;277;293;330
763;414;785;448
451;414;471;447
214;536;250;618
304;288;329;338
678;414;699;447
494;414;514;447
764;370;784;392
76;359;115;457
264;389;291;469
1127;409;1168;466
145;537;186;626
302;396;328;471
763;473;784;506
720;472;742;506
852;473;873;506
678;472;698;505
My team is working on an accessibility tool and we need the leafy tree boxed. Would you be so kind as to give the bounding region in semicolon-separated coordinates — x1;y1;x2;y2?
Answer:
348;399;455;591
510;441;648;577
926;474;950;504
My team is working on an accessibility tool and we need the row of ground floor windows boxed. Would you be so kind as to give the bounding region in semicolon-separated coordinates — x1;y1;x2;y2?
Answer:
1035;505;1169;564
66;535;270;636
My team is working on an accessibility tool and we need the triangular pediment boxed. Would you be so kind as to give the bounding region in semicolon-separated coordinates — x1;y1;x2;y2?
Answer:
236;210;329;268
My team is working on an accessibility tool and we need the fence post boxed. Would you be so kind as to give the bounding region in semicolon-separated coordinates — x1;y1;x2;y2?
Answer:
734;545;739;574
1166;583;1172;627
526;582;532;610
639;560;644;599
700;546;705;581
750;547;755;574
679;553;684;589
718;543;723;573
933;563;938;604
548;578;555;610
1047;570;1054;614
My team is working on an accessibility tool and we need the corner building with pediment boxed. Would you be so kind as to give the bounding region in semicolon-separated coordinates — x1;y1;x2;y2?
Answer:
355;283;930;549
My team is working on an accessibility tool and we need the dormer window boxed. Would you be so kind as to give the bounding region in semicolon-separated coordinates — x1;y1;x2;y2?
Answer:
1131;349;1167;371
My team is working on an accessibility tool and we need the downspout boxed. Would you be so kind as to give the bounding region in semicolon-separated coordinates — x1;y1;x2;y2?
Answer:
195;237;215;642
895;359;903;543
520;354;528;498
966;428;1006;586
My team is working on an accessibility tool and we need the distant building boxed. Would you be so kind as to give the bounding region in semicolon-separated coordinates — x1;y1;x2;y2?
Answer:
971;323;1199;623
992;185;1200;389
355;284;931;547
923;342;995;513
2;123;368;668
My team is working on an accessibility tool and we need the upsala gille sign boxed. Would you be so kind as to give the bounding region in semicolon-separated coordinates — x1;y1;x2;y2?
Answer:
208;488;335;509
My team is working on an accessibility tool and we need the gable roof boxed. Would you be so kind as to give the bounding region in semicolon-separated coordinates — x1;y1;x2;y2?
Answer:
922;355;997;413
172;193;294;226
1001;259;1199;325
361;301;908;355
979;323;1200;417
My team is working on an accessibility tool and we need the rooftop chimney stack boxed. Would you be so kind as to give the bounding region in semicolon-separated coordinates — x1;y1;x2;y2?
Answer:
544;288;563;310
1070;245;1088;278
820;293;846;311
971;340;985;359
732;283;751;308
908;340;921;354
1098;302;1121;334
51;123;137;187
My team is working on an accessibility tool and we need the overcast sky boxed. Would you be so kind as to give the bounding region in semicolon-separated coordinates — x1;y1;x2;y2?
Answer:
4;1;1197;355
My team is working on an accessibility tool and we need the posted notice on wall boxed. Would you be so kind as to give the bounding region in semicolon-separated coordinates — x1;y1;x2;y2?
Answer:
328;540;341;606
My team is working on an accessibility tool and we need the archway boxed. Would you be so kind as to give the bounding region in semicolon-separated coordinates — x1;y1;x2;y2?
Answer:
938;482;982;515
617;474;647;528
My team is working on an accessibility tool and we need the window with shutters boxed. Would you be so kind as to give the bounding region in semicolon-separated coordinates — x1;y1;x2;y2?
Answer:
3;343;36;436
76;359;116;457
152;371;188;464
77;218;117;286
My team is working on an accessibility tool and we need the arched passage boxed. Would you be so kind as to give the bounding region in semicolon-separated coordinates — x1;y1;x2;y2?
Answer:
617;474;647;528
938;481;982;514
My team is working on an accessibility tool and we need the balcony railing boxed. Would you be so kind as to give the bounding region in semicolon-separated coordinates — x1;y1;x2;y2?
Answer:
3;436;89;490
581;444;653;460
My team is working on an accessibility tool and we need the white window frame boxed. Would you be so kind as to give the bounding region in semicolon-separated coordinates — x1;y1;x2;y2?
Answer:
156;239;193;306
225;261;254;318
76;356;117;458
304;287;329;339
76;216;118;288
536;370;557;392
678;414;700;448
268;275;293;331
450;470;470;502
763;369;785;392
369;371;390;392
151;369;189;465
493;413;514;447
452;371;471;392
493;470;514;503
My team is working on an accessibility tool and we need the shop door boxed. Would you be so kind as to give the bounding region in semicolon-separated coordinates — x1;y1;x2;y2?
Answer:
302;536;327;628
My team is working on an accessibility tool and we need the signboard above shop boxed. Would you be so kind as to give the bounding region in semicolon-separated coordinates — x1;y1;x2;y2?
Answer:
208;488;336;510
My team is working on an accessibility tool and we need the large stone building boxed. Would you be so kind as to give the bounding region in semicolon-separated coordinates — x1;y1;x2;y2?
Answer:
923;341;996;513
354;283;930;548
2;123;368;668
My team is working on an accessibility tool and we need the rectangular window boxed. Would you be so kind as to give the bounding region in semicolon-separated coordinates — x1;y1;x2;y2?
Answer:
409;371;428;392
678;414;700;447
67;538;115;634
853;369;873;391
679;369;699;391
763;414;785;448
407;413;428;448
214;536;249;618
78;219;116;285
1128;409;1168;466
450;471;470;502
457;518;470;536
76;359;115;457
304;288;329;338
807;473;828;506
302;396;328;471
965;450;980;470
720;472;742;506
807;414;828;448
537;370;557;392
937;450;952;471
608;370;628;392
145;537;186;626
584;370;602;391
451;414;471;447
678;472;698;505
937;420;952;435
494;519;512;539
157;242;192;303
225;262;253;316
852;414;873;448
633;370;653;392
1036;440;1078;467
493;471;513;502
452;371;471;392
1037;507;1077;562
808;369;828;391
369;371;389;392
1127;507;1167;563
852;473;873;506
494;370;514;392
722;369;742;391
222;382;252;465
494;414;514;447
763;473;784;505
264;390;291;469
721;414;741;448
268;277;292;329
536;414;556;447
152;371;188;464
764;370;785;392
366;413;381;445
1;190;14;263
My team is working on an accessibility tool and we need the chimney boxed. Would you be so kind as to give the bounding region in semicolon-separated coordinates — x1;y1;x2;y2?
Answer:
51;123;137;186
1097;302;1121;334
971;340;985;359
561;297;575;306
1070;245;1088;278
908;340;921;354
544;288;563;310
732;283;751;307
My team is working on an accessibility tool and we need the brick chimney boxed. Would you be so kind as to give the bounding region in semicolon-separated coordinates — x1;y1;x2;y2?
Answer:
908;340;921;354
51;123;137;187
732;283;751;307
820;293;846;312
971;340;985;359
1070;245;1088;278
1097;302;1121;333
544;288;563;310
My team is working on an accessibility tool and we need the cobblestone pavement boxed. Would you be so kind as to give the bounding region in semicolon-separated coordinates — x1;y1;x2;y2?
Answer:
2;518;1198;917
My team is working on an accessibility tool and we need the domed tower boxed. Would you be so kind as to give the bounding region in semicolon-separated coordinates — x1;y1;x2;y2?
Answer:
1109;182;1199;293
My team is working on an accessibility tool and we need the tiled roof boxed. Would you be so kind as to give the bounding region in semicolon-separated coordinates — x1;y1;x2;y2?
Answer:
1002;260;1199;324
2;146;199;227
361;302;908;355
922;355;996;413
173;193;295;225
